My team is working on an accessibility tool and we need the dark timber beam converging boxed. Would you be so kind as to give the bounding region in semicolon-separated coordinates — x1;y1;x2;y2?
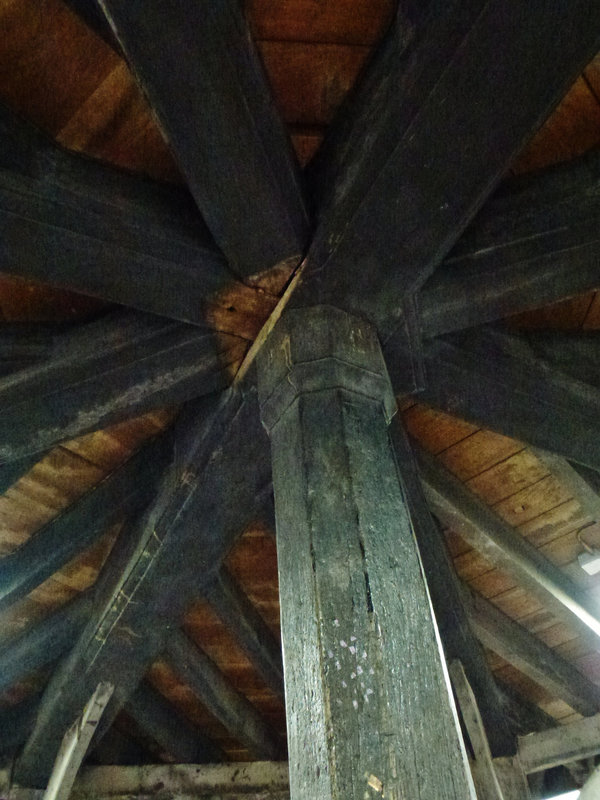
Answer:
203;568;284;698
0;309;242;462
419;149;600;337
0;431;171;611
0;103;234;326
463;586;600;717
163;630;282;760
298;0;600;334
390;420;516;757
386;328;600;472
257;306;475;800
98;0;309;279
415;445;600;649
125;683;223;765
16;388;272;788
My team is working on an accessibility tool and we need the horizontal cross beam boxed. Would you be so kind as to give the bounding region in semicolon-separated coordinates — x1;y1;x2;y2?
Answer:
518;713;600;773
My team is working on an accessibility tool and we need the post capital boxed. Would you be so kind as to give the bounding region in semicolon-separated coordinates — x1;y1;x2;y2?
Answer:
257;305;397;431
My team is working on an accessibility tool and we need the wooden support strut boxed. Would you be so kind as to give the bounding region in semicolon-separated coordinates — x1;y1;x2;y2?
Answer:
257;305;475;800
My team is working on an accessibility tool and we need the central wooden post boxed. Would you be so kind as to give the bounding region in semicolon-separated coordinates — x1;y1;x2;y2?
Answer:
257;306;475;800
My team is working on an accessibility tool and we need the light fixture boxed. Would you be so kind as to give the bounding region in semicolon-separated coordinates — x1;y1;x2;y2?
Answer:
577;530;600;576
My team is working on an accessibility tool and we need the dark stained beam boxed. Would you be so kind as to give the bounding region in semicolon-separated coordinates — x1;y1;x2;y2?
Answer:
16;387;272;788
163;629;282;760
125;683;223;765
0;432;170;611
203;568;284;698
61;0;121;51
390;419;516;757
0;593;91;693
498;682;557;737
463;585;600;717
98;0;309;279
419;149;600;338
297;1;600;334
387;327;600;471
0;695;40;757
415;445;600;648
0;309;243;462
0;453;42;495
0;103;234;327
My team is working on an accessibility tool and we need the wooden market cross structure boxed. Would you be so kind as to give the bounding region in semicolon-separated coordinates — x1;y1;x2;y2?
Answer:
1;1;600;798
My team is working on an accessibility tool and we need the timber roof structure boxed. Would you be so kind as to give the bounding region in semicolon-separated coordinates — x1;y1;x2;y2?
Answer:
0;1;600;797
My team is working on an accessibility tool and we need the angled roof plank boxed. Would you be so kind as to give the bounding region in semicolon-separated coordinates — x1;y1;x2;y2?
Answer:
415;445;600;649
391;420;516;757
388;328;600;471
98;0;309;279
0;103;234;327
463;585;600;716
124;683;223;765
297;0;600;333
0;432;170;612
419;149;600;338
203;568;284;698
163;629;282;760
0;310;243;462
0;695;40;759
531;449;600;522
15;388;272;788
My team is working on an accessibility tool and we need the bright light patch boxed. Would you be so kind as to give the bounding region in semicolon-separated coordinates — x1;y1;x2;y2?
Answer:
543;792;580;800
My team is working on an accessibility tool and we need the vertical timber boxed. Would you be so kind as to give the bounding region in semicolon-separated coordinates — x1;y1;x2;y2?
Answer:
257;306;475;800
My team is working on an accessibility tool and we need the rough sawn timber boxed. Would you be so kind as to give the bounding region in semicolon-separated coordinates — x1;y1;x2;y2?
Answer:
15;388;272;787
98;0;309;279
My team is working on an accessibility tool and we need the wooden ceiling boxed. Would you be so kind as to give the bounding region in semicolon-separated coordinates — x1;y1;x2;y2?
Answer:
1;0;600;792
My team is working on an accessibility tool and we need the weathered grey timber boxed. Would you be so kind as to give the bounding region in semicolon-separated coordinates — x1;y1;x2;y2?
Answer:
298;0;600;333
518;713;600;773
125;684;223;765
493;758;533;800
0;592;91;692
448;660;506;800
390;419;516;757
16;388;272;788
464;585;600;716
98;0;309;279
203;569;284;698
387;328;600;472
416;445;600;647
163;629;282;760
419;149;600;337
0;103;233;326
2;762;292;800
0;432;170;611
257;306;475;800
0;309;241;461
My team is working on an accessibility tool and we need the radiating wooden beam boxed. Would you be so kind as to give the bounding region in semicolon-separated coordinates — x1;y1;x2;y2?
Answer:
463;585;600;717
163;629;282;760
0;103;234;326
16;388;272;788
203;568;284;698
0;593;91;693
0;432;170;611
415;445;600;648
390;420;517;757
387;328;600;471
125;683;223;765
0;309;242;462
0;695;40;757
98;0;309;279
518;713;600;773
298;0;600;333
419;149;600;337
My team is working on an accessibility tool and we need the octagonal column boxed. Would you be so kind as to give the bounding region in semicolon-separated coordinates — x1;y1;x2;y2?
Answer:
257;306;475;800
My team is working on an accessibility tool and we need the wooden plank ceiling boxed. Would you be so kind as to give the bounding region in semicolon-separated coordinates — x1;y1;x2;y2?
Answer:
0;0;600;773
